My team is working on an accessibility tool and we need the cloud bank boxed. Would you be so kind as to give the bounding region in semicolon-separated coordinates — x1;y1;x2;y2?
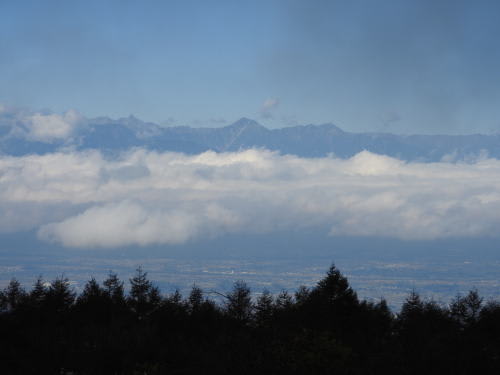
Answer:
0;105;84;143
0;148;500;248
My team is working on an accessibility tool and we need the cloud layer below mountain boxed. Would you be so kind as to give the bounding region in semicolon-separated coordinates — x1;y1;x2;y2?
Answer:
0;148;499;248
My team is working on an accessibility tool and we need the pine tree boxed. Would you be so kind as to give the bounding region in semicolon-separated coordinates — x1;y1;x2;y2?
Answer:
313;264;358;306
188;285;204;313
225;280;253;322
301;264;360;338
450;289;483;327
276;290;293;310
294;285;310;305
2;278;27;311
399;290;424;320
103;271;125;305
78;277;105;306
166;289;183;305
29;276;47;307
45;276;76;313
129;267;161;316
255;289;274;325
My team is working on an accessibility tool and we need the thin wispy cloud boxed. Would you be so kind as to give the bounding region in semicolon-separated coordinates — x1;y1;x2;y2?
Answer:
260;98;280;119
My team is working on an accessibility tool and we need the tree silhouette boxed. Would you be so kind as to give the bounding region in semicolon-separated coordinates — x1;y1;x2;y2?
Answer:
78;277;105;305
275;290;293;310
313;264;358;306
303;264;359;337
450;289;483;328
103;271;125;305
294;285;310;305
44;276;76;313
29;276;47;307
1;278;27;311
255;289;274;326
225;280;252;322
1;264;500;374
129;267;161;317
188;285;204;313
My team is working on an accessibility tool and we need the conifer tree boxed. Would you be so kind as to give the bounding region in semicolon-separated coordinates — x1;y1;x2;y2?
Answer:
45;276;76;312
450;289;483;327
129;267;161;316
276;290;293;310
313;264;358;306
188;285;204;313
255;289;274;325
399;290;424;320
103;271;125;305
166;289;183;305
78;277;105;305
294;285;310;305
29;276;47;307
225;280;253;322
2;278;27;311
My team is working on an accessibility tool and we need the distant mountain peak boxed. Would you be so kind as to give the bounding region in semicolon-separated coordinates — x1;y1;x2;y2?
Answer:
218;118;268;151
318;122;344;134
227;117;265;129
118;114;144;127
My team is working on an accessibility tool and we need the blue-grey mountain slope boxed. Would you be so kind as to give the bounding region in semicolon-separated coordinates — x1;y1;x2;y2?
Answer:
1;116;499;161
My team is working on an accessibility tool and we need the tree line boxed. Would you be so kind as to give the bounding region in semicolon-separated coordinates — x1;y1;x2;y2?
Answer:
1;264;499;374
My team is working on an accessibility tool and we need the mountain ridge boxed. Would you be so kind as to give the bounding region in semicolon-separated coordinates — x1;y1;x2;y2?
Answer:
1;116;499;161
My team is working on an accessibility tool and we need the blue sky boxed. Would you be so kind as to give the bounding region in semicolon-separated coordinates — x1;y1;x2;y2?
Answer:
1;0;500;133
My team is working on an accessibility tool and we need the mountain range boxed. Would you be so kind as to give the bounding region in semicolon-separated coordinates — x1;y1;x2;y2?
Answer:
2;116;499;161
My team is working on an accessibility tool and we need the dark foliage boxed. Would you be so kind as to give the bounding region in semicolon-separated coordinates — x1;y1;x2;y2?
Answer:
1;264;499;374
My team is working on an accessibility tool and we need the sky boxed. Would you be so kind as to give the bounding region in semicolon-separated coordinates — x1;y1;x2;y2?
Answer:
2;0;500;134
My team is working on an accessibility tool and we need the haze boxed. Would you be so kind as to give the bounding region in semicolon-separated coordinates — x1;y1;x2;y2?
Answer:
1;1;500;305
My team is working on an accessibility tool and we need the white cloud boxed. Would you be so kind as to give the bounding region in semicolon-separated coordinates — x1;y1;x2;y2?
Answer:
0;148;500;248
38;201;240;248
0;105;84;142
28;109;82;142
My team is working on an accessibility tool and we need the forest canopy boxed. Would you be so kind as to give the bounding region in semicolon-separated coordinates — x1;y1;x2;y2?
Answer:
1;265;499;374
